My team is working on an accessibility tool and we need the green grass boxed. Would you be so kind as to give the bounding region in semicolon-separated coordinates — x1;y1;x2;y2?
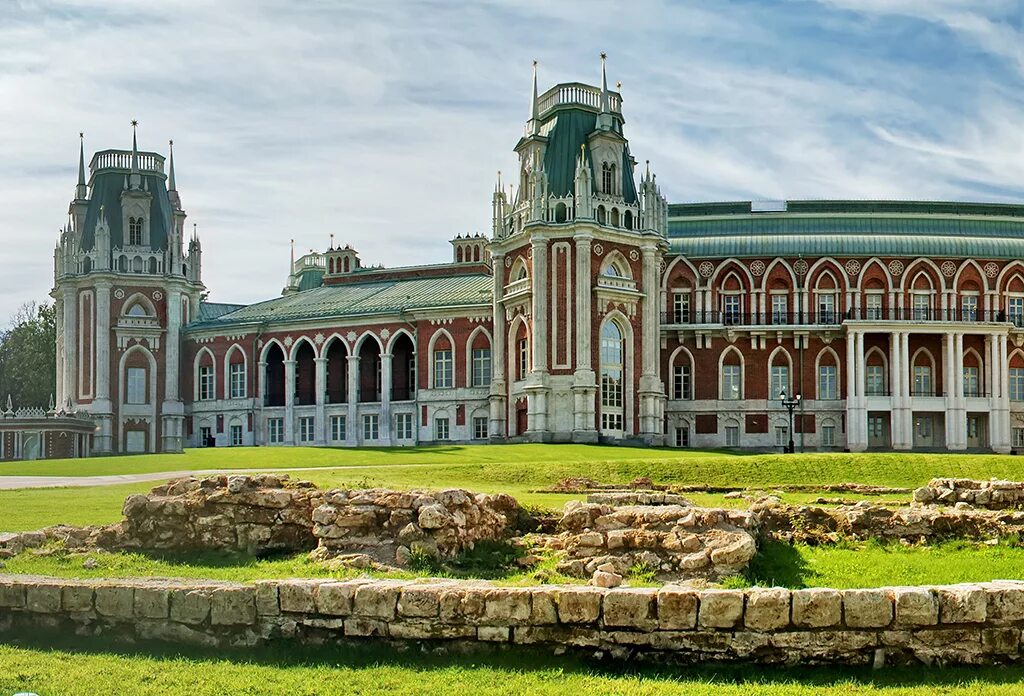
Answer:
3;636;1024;695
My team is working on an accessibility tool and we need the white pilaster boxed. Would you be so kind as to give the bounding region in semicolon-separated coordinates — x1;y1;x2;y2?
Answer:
284;359;296;444
347;355;359;445
380;352;392;442
572;234;597;440
314;357;327;445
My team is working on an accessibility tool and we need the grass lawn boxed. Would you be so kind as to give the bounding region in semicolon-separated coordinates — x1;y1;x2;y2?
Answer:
3;636;1024;695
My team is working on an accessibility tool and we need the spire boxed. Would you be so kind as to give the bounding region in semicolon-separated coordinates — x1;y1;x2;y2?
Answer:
526;60;540;136
600;52;609;114
167;139;176;191
128;119;142;190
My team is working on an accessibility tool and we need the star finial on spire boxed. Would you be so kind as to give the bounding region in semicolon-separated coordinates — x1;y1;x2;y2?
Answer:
131;119;138;128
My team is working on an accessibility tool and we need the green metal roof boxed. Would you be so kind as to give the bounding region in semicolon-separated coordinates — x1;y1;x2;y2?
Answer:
195;302;247;323
296;268;324;291
668;203;1024;259
538;108;638;205
186;272;492;330
80;171;173;253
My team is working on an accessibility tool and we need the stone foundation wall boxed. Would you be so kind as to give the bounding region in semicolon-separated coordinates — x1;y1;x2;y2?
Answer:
914;479;1024;510
3;574;1024;666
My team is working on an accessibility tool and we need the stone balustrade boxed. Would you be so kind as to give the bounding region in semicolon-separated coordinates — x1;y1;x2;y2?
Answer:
4;574;1024;665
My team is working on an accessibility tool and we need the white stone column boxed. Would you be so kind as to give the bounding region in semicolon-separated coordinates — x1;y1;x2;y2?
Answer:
55;295;65;407
572;234;597;440
380;352;392;442
61;287;77;405
161;287;184;453
489;252;507;440
853;330;866;449
943;333;959;449
638;244;664;442
997;333;1011;452
284;359;296;444
891;331;911;450
256;360;266;445
347;355;360;444
845;330;861;450
531;239;548;374
93;281;114;453
314;357;327;445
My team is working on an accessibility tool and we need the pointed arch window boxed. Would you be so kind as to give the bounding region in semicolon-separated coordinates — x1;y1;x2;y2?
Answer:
128;217;143;246
600;321;624;433
601;162;613;195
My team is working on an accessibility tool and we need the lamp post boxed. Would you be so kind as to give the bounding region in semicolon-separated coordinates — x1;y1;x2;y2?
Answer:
780;389;801;454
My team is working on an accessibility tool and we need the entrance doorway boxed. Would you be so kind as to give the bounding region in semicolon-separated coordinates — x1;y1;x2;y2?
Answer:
966;414;988;449
21;433;40;460
867;413;890;449
912;413;945;449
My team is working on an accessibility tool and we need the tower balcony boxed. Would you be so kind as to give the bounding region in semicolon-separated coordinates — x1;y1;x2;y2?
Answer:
90;149;165;177
536;82;621;118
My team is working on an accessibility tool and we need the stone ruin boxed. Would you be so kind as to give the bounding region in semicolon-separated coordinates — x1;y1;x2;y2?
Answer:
546;494;758;582
914;478;1024;510
309;487;521;566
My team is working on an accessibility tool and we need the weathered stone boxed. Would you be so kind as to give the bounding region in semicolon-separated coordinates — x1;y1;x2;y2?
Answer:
133;587;170;619
603;588;657;628
792;589;842;628
484;588;531;623
843;589;893;628
530;589;558;625
210;588;256;626
137;619;219;648
894;588;938;626
657;586;698;630
170;589;211;625
709;534;756;567
62;585;94;613
417;503;453;529
477;626;510;642
744;588;791;631
95;586;134;618
556;587;602;624
254;581;280;616
698;589;744;629
591;570;622;588
0;581;26;608
398;586;441;618
937;585;987;624
987;584;1024;622
344;617;388;637
278;580;320;613
353;583;401;619
981;627;1020;655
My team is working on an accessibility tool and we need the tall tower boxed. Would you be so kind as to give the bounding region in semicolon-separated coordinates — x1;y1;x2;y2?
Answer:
489;57;669;444
52;125;205;454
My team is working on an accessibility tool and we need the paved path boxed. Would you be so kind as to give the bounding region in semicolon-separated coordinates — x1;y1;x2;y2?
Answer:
0;463;440;491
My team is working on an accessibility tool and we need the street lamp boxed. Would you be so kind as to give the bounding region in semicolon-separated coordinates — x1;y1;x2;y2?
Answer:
780;389;801;454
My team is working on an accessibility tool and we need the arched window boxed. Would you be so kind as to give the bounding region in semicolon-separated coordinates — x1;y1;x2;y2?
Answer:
601;162;613;194
600;321;624;434
132;256;144;273
597;206;607;225
720;348;743;400
623;210;633;230
610;208;620;227
457;247;464;263
769;348;792;400
554;202;567;223
126;303;148;317
128;217;143;246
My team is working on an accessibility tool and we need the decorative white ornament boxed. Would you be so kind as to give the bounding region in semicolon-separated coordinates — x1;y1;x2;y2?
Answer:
314;333;325;345
504;257;512;268
844;259;861;277
152;290;163;301
594;244;604;256
283;336;294;347
380;328;391;340
750;260;766;277
629;249;640;262
888;259;904;276
794;259;809;276
346;331;357;342
985;262;999;279
698;261;714;278
941;261;957;278
660;259;667;274
113;288;125;300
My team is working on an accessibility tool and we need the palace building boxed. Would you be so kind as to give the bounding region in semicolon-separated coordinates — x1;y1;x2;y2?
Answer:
49;62;1024;457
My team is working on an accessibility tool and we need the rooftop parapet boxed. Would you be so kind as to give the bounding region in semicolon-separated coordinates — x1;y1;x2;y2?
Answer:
536;82;621;119
89;149;166;178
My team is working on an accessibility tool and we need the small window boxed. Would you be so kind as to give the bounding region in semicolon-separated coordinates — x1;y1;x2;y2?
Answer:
395;413;414;440
1010;368;1024;401
722;364;742;400
267;418;284;444
198;365;214;401
199;427;212;447
230;424;243;447
433;349;453;389
963;367;980;398
1014;427;1024;449
821;425;835;447
435;417;450;441
672;365;692;400
472;348;491;388
672;293;690;323
866;365;886;396
229;362;246;399
126;367;147;404
725;425;739;447
363;414;379;440
330;415;347;441
128;217;144;246
298;417;315;443
473;416;488;440
518;338;529;380
775;425;789;448
674;426;689;448
818;365;837;400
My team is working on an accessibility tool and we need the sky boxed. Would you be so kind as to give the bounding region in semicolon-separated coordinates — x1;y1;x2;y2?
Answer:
1;0;1022;321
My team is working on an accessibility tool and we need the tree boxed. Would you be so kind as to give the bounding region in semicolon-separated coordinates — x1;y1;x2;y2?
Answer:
0;302;56;409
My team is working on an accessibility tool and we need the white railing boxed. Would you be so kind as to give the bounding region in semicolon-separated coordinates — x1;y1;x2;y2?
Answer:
597;276;638;292
504;278;530;297
536;82;621;117
90;150;165;175
293;252;327;275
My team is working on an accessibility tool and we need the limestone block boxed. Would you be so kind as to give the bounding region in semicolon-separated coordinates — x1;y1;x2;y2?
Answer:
254;581;280;616
744;588;791;631
25;584;62;614
530;589;558;625
556;587;603;624
981;627;1020;655
62;585;94;613
843;589;893;628
657;586;698;630
484;588;532;623
353;583;401;619
0;581;26;608
317;582;367;617
389;621;475;640
133;587;170;619
398;586;441;618
278;580;320;613
170;590;211;625
792;589;842;628
137;619;219;648
698;589;744;629
478;626;511;642
937;586;987;624
894;588;938;626
344;617;388;637
459;588;488;621
987;585;1024;622
603;588;657;629
709;534;756;567
210;588;256;626
417;503;453;529
95;586;134;618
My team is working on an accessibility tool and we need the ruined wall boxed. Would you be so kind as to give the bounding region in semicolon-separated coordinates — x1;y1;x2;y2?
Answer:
3;574;1024;666
914;479;1024;510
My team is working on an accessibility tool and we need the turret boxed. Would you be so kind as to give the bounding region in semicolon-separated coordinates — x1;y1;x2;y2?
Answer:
574;144;593;219
94;204;111;271
491;172;508;239
451;233;490;264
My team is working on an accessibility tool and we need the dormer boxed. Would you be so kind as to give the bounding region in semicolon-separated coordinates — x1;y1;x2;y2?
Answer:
325;244;361;278
451;233;490;264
